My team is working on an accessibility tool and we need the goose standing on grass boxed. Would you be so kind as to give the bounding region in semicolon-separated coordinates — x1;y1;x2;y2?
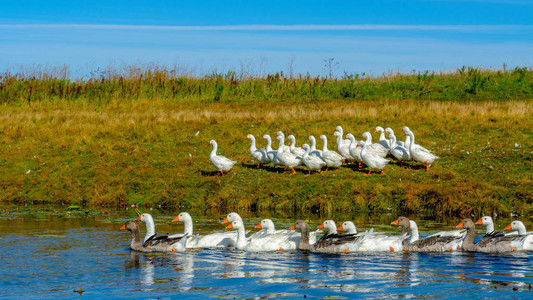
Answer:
504;221;533;250
288;135;306;157
209;140;237;176
387;128;410;148
275;131;291;152
290;220;363;253
171;212;237;248
120;221;188;253
308;135;323;158
375;126;390;149
389;133;410;162
246;134;270;167
392;217;464;252
333;131;353;160
346;134;364;170
456;219;526;252
302;144;327;175
276;132;302;175
405;131;439;172
334;126;351;146
358;141;389;175
262;134;281;166
475;216;496;234
319;135;344;172
362;132;388;158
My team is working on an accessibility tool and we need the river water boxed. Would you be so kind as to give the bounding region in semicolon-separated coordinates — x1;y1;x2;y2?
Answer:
1;211;532;299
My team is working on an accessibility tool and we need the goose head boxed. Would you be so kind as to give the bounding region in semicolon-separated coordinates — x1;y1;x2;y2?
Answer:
335;126;343;134
391;216;410;229
136;213;154;224
172;212;192;223
319;135;327;141
475;216;493;226
222;212;242;224
338;221;357;234
226;220;245;230
345;133;355;142
456;218;475;230
289;220;309;232
120;220;139;232
362;132;372;141
288;135;296;144
505;221;526;234
255;219;276;233
246;134;255;141
374;126;385;133
385;127;394;135
208;140;217;147
318;220;337;234
402;126;411;134
333;131;342;138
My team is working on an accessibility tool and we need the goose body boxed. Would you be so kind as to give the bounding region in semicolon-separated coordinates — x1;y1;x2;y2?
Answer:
405;131;439;171
172;212;238;248
226;220;295;251
120;221;187;253
302;144;327;175
362;132;388;158
334;131;353;160
389;134;410;161
246;134;270;165
209;140;237;175
457;219;526;252
319;135;344;170
392;217;464;252
276;132;302;174
262;134;281;166
291;220;363;253
375;126;390;149
358;141;389;175
308;135;323;158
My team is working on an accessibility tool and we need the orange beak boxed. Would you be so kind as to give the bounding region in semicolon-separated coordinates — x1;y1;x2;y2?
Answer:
456;222;464;229
255;223;262;229
171;216;179;222
504;224;512;231
222;217;229;224
261;137;264;140
134;216;140;221
337;225;343;231
475;219;483;225
245;136;248;139
289;224;295;230
331;134;335;137
120;224;126;230
391;219;399;226
374;129;377;133
226;223;233;229
317;224;324;229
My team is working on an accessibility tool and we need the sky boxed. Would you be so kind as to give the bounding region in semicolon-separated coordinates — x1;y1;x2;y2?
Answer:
0;0;532;78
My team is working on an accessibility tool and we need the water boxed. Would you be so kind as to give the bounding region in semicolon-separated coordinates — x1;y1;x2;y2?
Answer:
1;214;532;299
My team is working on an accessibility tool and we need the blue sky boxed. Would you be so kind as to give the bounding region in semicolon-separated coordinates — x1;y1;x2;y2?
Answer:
1;0;532;77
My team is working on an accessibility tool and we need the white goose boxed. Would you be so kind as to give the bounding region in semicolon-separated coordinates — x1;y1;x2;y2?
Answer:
262;134;281;166
246;134;270;166
362;132;388;158
209;140;237;176
337;221;404;252
288;135;306;157
333;131;353;160
334;126;351;146
254;219;311;248
226;220;295;251
504;221;533;250
375;126;390;149
358;141;389;175
389;133;410;162
476;216;496;234
319;135;344;172
301;144;327;175
386;128;410;148
308;135;323;158
171;212;238;248
222;212;263;240
405;131;439;172
346;134;364;170
276;132;302;175
275;131;291;152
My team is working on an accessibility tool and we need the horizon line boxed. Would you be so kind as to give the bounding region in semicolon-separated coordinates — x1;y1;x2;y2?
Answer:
1;24;531;31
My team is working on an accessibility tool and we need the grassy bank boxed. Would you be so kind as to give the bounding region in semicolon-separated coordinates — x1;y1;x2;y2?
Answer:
0;68;532;218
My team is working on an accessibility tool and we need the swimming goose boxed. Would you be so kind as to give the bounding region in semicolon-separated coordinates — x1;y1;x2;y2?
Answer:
319;135;344;172
290;220;363;253
246;134;270;166
262;134;281;166
475;216;496;234
375;126;390;149
358;141;389;175
337;221;404;252
209;140;237;176
301;144;327;175
276;132;302;175
222;212;263;240
405;131;439;172
389;134;410;162
288;135;306;157
120;220;187;252
308;135;323;158
256;219;319;244
362;132;388;158
504;221;533;250
345;134;364;170
135;213;156;242
457;219;526;252
392;217;464;252
333;131;353;160
226;220;295;251
171;212;237;248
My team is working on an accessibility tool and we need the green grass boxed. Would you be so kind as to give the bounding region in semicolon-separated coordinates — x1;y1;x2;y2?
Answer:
0;66;532;219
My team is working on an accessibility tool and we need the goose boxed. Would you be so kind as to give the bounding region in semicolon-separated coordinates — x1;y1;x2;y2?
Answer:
290;220;363;253
392;217;464;252
386;128;410;148
226;220;295;251
275;131;291;152
389;133;410;162
337;221;404;252
333;131;353;160
405;131;439;172
262;134;281;166
135;213;157;242
362;132;388;158
504;221;533;250
276;132;302;175
246;134;270;166
287;135;306;157
171;212;237;248
398;218;466;248
301;144;327;175
221;212;263;240
255;219;319;244
334;126;351;146
308;135;323;158
345;134;364;170
120;220;188;252
475;216;496;234
209;140;237;176
456;219;526;252
375;126;390;149
319;135;344;172
358;141;389;175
